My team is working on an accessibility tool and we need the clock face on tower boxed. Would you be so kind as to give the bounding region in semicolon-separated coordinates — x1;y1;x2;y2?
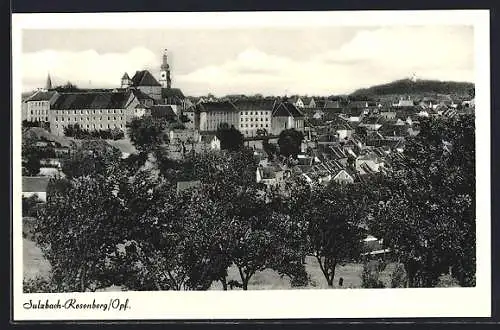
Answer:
161;72;166;79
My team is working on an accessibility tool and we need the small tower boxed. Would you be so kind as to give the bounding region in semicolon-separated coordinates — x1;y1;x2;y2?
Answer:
121;72;131;88
45;73;52;90
159;49;171;89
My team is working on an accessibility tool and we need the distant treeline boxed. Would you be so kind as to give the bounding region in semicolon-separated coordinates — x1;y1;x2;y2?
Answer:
350;79;475;98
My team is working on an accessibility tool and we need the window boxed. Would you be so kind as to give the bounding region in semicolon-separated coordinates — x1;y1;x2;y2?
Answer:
245;112;248;115
240;124;243;128
250;124;253;128
261;118;263;121
61;117;64;121
30;111;33;115
86;125;89;128
250;118;253;122
265;118;269;121
265;124;268;128
108;124;110;128
108;117;110;120
240;112;243;115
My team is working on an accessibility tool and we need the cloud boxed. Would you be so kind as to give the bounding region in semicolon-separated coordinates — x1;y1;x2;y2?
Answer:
22;26;474;96
176;27;473;96
22;47;158;91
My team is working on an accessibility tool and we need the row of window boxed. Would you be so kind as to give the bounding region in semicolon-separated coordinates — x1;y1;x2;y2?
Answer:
54;109;123;115
30;110;47;115
55;123;124;129
240;124;269;128
241;117;268;122
55;116;124;122
240;111;270;116
29;101;48;106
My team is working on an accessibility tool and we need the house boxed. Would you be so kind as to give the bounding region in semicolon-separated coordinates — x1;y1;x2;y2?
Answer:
199;134;221;150
271;101;305;135
126;70;162;101
292;97;305;108
393;96;415;107
256;165;290;189
22;176;50;202
49;90;141;136
161;88;186;114
331;169;355;184
169;129;200;145
234;99;275;137
193;101;240;132
358;116;383;131
340;108;364;123
379;110;396;120
150;105;177;121
355;152;385;174
23;90;60;123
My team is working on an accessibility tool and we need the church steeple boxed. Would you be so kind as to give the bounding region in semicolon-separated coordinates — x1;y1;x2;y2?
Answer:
45;73;52;90
159;49;171;89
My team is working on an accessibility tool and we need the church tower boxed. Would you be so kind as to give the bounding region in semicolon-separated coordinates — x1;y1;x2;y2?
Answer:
159;49;171;89
45;73;52;90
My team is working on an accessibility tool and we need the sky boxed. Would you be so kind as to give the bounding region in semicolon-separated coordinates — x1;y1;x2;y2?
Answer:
21;26;474;96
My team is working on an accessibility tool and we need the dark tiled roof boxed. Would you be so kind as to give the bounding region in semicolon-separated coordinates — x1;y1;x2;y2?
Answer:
131;70;161;87
272;102;304;118
234;99;276;111
131;88;154;100
22;176;50;193
122;72;130;79
195;101;238;113
25;91;58;102
150;105;176;119
162;88;185;99
51;91;133;110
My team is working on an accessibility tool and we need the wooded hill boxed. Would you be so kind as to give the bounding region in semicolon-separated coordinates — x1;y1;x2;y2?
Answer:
350;78;474;98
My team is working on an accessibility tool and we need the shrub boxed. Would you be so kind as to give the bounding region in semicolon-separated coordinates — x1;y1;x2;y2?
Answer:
390;263;408;288
23;276;57;293
361;260;385;288
436;274;461;287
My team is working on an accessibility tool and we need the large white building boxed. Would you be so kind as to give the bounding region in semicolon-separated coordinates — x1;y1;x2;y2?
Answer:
233;99;276;137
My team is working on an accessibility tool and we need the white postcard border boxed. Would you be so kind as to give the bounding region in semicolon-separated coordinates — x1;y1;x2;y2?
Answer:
12;10;491;320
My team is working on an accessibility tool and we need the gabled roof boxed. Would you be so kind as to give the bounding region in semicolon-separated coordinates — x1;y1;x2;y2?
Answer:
131;88;154;101
25;90;59;103
162;88;185;99
234;99;276;111
122;72;130;80
22;176;50;193
272;102;304;118
51;91;134;110
130;70;161;87
150;105;176;119
195;101;238;113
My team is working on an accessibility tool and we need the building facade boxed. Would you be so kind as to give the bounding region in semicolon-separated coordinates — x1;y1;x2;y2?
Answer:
23;91;59;122
48;90;141;136
194;101;240;132
271;101;305;135
233;99;275;137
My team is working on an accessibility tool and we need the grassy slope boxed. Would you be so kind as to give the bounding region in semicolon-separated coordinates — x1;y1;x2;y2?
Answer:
24;238;395;290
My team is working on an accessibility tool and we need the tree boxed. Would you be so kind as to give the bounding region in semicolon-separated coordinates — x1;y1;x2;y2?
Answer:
126;116;169;153
35;174;130;292
61;140;121;179
216;124;244;152
262;139;278;159
278;129;304;159
299;182;366;287
368;115;475;287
